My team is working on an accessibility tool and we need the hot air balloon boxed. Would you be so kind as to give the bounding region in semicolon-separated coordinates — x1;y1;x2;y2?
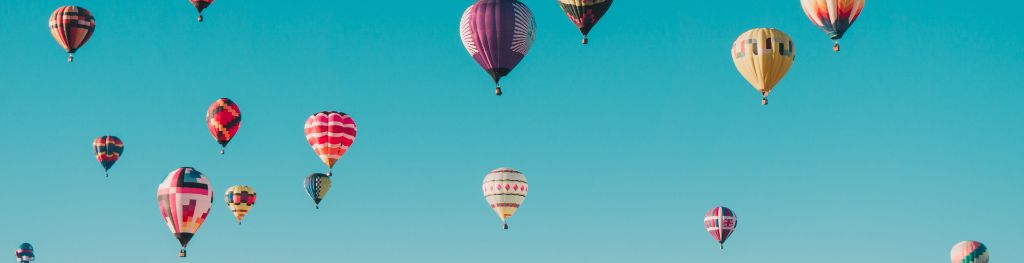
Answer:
951;241;989;263
189;0;214;22
558;0;613;44
460;0;537;96
304;111;357;176
704;206;737;249
206;98;241;154
304;173;332;209
801;0;864;52
482;168;528;229
224;185;256;224
15;243;34;263
157;167;213;257
49;6;96;62
93;135;123;177
731;28;795;105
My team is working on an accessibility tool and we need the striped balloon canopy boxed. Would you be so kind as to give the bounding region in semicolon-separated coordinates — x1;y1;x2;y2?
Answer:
951;241;989;263
206;98;242;154
15;243;34;263
460;0;537;96
704;206;737;249
157;167;213;257
92;135;124;177
224;185;256;224
304;173;332;209
801;0;865;52
304;111;357;176
482;168;528;229
557;0;613;44
49;6;96;62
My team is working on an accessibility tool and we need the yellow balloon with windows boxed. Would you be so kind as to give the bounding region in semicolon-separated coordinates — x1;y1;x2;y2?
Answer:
731;28;795;105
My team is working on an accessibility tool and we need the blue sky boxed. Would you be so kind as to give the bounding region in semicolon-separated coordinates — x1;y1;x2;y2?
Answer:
1;0;1021;262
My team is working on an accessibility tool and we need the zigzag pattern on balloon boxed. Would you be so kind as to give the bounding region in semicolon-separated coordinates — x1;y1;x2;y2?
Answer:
206;98;242;151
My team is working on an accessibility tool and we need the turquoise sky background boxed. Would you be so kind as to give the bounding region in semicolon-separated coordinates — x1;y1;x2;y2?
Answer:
1;0;1021;262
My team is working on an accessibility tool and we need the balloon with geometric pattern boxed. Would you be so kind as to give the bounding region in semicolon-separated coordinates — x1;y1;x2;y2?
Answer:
951;240;989;263
731;28;795;105
304;111;357;176
460;0;537;96
157;167;214;257
206;98;241;154
189;0;214;22
800;0;865;52
304;173;332;209
558;0;613;44
49;6;96;62
704;206;737;250
15;243;34;263
482;168;528;229
92;135;124;177
224;185;256;225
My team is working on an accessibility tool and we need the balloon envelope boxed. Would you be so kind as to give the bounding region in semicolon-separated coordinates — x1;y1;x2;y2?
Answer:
304;111;357;175
951;241;989;263
482;168;528;229
801;0;864;50
224;185;256;224
49;6;96;62
304;173;332;209
206;98;241;153
189;0;214;21
460;0;537;95
15;243;34;263
704;206;737;248
558;0;613;44
157;167;213;257
93;135;124;176
731;28;795;105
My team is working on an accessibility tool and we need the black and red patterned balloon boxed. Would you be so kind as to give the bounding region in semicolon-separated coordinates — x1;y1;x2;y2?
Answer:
558;0;613;44
93;136;123;177
49;6;96;62
206;98;241;154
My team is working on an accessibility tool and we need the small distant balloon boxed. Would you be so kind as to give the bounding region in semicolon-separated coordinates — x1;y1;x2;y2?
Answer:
93;135;124;177
482;168;528;230
225;185;256;224
704;206;737;249
49;6;96;62
15;243;34;263
304;173;332;209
